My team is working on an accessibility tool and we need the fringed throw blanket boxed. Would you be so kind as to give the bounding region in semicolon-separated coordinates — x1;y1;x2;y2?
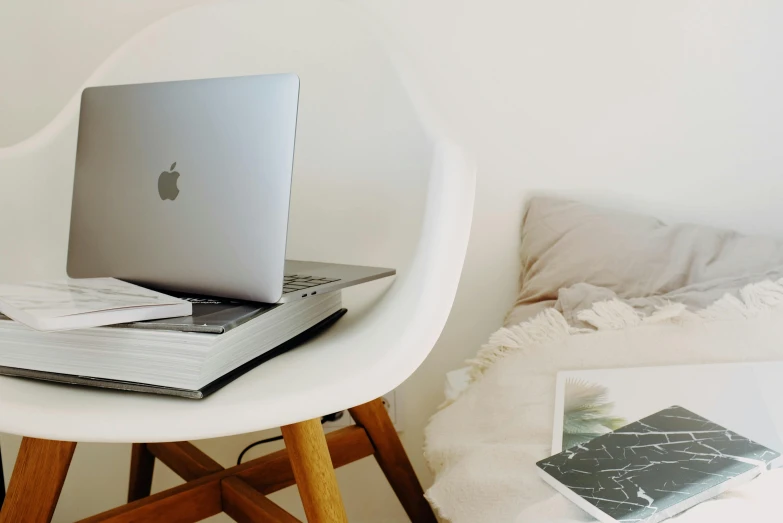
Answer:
425;280;783;522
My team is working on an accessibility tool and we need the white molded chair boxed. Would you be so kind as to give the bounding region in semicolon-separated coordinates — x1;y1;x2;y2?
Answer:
0;1;474;521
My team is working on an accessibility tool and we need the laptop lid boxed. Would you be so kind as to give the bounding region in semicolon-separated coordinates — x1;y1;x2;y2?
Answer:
67;74;299;302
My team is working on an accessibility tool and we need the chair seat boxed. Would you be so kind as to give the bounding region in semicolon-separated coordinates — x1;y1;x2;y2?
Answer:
0;294;421;443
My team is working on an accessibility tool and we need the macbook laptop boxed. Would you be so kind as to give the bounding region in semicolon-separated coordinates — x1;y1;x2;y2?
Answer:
67;73;394;303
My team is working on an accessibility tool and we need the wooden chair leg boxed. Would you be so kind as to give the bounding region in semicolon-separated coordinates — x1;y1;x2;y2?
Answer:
128;443;156;502
0;437;76;523
349;398;437;523
281;418;348;523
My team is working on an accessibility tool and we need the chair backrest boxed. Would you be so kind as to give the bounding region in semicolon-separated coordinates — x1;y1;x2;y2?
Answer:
0;0;475;400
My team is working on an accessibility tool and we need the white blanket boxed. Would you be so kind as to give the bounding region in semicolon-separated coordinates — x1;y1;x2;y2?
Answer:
425;282;783;522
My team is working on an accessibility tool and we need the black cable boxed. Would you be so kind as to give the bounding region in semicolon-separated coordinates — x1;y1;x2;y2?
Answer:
236;412;345;465
0;443;5;508
236;434;285;465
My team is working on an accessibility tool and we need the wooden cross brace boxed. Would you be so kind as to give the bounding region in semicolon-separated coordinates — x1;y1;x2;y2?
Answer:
0;399;437;523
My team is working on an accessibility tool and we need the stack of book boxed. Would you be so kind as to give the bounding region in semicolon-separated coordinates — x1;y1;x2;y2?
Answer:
0;278;344;398
537;405;780;523
537;364;783;523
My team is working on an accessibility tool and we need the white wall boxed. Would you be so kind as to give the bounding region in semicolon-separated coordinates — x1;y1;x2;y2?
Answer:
4;1;783;521
0;0;200;147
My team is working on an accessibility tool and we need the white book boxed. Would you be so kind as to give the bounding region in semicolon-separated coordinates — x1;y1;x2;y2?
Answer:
0;278;192;331
0;290;343;396
551;363;783;455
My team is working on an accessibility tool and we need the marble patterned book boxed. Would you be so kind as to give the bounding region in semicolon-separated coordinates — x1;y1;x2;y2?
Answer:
0;277;191;331
536;405;780;523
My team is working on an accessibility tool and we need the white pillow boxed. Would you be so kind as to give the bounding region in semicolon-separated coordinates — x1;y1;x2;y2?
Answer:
507;196;783;326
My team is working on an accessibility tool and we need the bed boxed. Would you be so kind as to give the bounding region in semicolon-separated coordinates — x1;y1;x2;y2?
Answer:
424;196;783;522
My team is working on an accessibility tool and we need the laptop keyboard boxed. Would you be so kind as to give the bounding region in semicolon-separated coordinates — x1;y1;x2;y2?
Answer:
282;274;341;295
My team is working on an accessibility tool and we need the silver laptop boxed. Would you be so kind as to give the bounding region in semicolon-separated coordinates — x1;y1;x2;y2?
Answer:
67;74;394;303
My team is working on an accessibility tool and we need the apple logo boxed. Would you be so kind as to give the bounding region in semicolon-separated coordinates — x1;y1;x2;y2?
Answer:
158;162;180;201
